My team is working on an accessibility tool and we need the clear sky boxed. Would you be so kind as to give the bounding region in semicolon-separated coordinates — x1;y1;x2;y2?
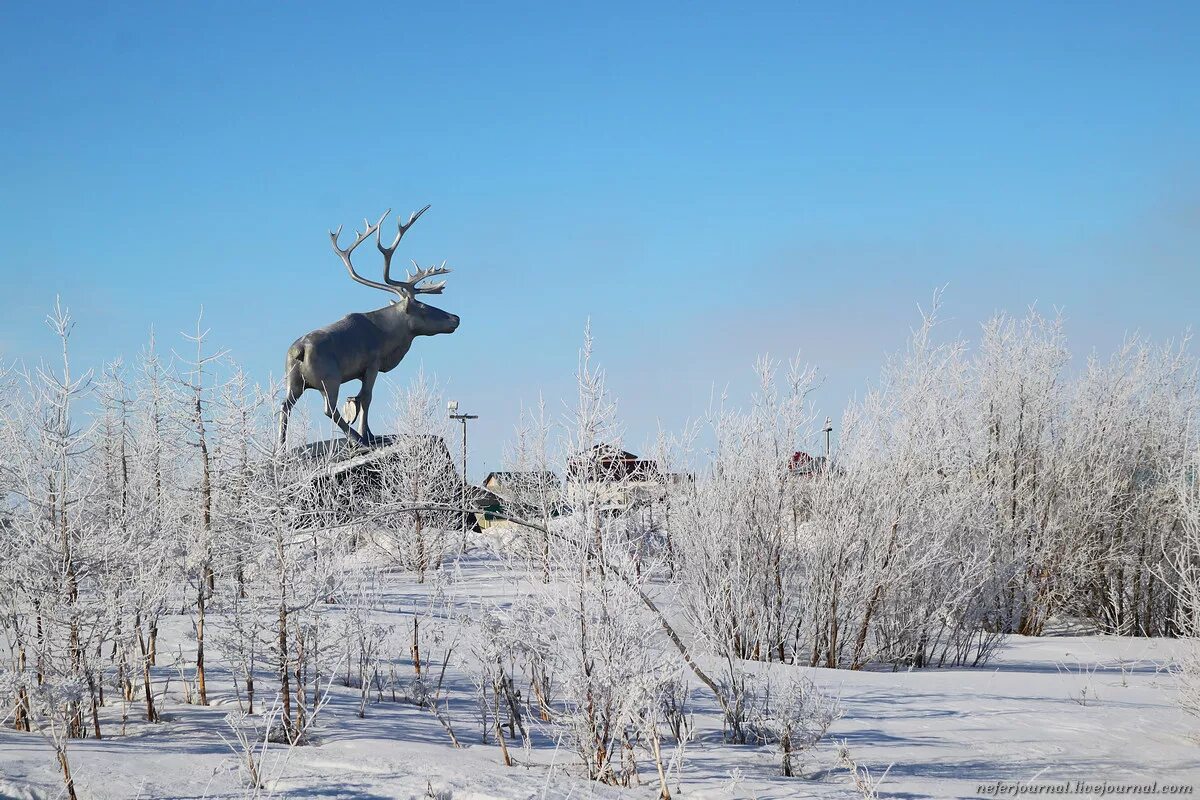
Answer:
2;2;1197;476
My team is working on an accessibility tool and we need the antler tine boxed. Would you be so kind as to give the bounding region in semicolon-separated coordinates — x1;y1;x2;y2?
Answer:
379;204;432;285
330;210;392;292
403;258;452;295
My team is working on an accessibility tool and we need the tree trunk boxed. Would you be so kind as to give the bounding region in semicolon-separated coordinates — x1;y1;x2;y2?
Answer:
137;625;157;722
279;598;291;736
850;518;901;670
57;747;78;800
195;575;209;705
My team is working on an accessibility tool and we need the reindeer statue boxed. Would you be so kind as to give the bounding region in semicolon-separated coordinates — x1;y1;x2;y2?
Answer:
279;205;459;448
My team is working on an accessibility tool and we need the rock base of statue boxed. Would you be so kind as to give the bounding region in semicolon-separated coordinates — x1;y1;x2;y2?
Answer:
294;434;402;479
294;434;498;531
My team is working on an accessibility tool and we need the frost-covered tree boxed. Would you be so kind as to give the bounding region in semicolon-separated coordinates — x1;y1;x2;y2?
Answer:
171;313;229;705
668;355;817;666
371;369;457;581
1171;440;1200;718
0;302;102;798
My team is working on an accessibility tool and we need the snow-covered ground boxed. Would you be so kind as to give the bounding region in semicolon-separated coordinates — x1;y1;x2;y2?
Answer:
2;552;1197;800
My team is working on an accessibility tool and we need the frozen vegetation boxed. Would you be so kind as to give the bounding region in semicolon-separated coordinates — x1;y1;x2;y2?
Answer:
2;298;1199;798
1;553;1196;799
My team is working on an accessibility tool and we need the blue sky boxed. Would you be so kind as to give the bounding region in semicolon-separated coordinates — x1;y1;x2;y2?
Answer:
1;2;1197;475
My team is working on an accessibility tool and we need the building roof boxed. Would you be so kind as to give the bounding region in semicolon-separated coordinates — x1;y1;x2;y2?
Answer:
568;443;662;482
483;470;559;485
482;471;561;500
790;451;828;475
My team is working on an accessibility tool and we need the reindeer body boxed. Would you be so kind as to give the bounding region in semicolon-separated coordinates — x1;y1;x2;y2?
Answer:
278;205;459;448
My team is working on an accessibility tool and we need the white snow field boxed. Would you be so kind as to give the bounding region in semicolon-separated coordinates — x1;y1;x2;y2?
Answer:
1;551;1197;800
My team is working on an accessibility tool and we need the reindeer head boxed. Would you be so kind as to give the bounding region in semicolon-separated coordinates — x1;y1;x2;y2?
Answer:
329;205;460;336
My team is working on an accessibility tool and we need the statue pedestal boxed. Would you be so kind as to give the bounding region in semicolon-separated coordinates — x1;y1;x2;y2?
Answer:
295;435;403;479
294;435;499;531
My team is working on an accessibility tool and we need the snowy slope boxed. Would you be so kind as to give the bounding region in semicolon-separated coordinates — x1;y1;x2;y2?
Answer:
1;555;1197;800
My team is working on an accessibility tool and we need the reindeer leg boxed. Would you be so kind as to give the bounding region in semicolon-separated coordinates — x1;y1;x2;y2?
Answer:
357;368;379;445
279;395;297;449
320;380;366;446
278;361;305;449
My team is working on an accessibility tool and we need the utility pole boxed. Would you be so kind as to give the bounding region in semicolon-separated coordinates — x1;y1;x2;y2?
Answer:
823;416;833;463
448;400;478;552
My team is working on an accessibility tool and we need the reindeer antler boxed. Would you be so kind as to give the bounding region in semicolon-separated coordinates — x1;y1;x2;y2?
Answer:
377;205;430;284
379;205;451;295
330;210;391;292
398;259;452;295
330;205;451;297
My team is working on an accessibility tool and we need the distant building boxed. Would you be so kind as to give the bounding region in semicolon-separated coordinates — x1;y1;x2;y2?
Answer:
789;451;828;477
567;444;666;510
477;470;563;529
483;471;561;499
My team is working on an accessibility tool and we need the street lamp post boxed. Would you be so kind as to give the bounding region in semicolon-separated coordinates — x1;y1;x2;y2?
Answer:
448;400;478;551
822;416;833;462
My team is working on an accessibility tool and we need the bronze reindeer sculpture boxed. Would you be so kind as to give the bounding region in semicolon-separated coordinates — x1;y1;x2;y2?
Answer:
279;205;459;448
